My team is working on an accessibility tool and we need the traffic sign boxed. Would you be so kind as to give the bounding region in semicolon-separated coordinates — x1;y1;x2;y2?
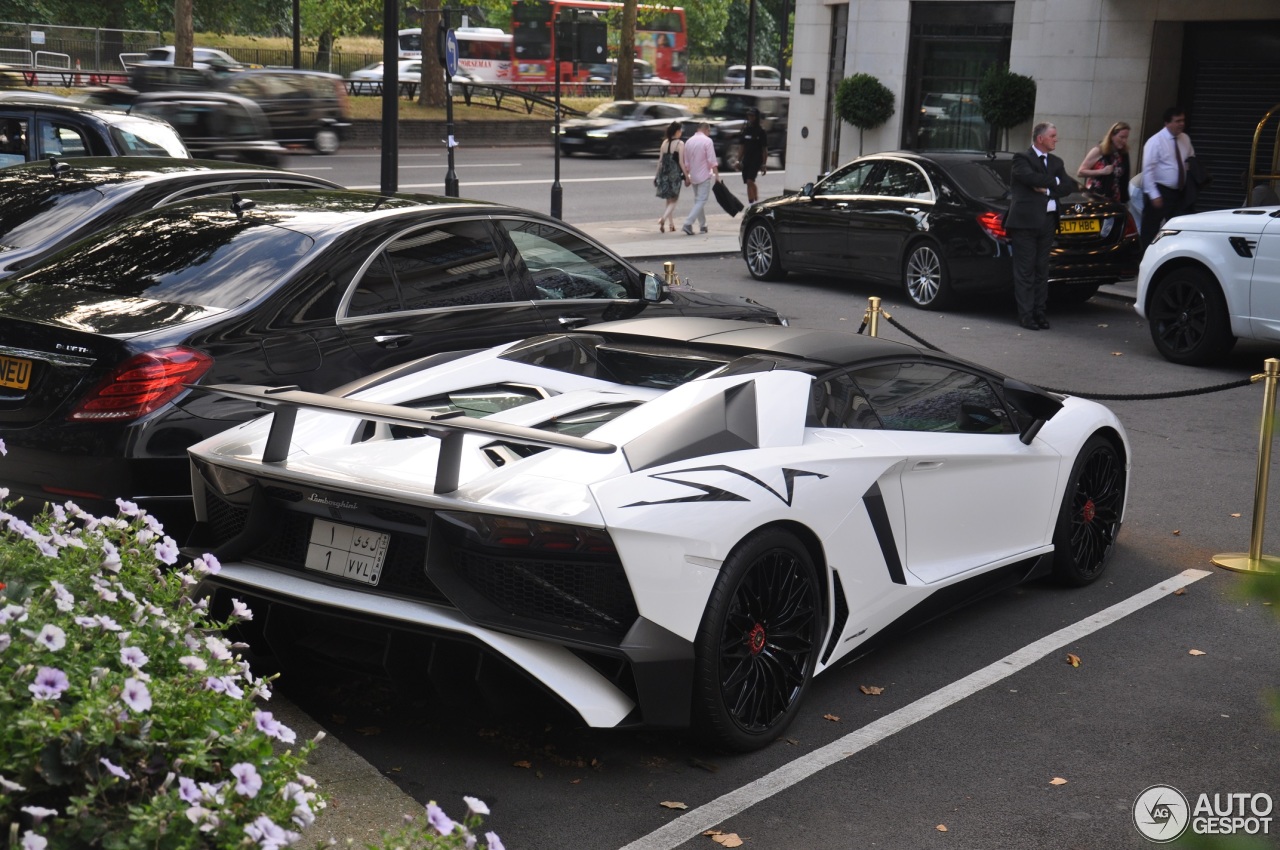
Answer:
444;29;459;77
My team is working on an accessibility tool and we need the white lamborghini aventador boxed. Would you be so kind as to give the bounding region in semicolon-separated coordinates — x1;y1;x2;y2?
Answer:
186;318;1129;752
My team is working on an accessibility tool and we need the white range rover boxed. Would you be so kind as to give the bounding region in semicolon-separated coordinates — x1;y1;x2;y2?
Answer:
1135;204;1280;364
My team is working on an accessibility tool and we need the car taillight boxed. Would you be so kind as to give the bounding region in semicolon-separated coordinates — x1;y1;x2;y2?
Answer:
977;211;1008;240
1123;211;1138;238
438;511;617;555
68;347;213;422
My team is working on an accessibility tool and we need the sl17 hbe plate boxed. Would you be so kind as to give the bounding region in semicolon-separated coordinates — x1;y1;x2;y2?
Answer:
305;518;390;586
1058;218;1101;235
0;353;32;390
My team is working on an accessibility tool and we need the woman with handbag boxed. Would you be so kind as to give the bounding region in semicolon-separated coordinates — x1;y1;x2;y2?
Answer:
654;121;685;233
1077;120;1131;204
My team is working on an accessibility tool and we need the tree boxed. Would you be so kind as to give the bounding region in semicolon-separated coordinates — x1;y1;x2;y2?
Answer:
683;0;732;62
978;64;1036;150
835;72;894;155
616;0;636;101
718;0;778;67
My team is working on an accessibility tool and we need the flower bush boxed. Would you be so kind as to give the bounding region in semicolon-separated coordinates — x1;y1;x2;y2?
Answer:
0;474;322;847
0;432;506;850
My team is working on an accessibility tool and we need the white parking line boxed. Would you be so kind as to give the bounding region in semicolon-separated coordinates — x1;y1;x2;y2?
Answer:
617;568;1214;850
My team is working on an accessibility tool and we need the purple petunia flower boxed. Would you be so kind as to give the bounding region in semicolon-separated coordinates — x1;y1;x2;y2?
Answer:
0;774;27;792
464;796;490;816
254;710;298;744
115;498;141;517
153;536;179;565
99;758;129;780
426;802;456;836
0;633;9;652
121;677;151;712
20;832;45;850
0;436;7;455
101;541;121;573
28;667;69;700
178;776;202;804
485;831;505;850
35;624;66;651
230;598;254;621
20;806;57;825
120;646;148;669
231;762;262;798
179;655;207;672
244;815;300;849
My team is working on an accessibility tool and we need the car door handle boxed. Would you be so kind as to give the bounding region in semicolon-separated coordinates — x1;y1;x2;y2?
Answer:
373;333;413;349
557;315;590;328
904;207;921;215
832;201;849;209
911;460;944;471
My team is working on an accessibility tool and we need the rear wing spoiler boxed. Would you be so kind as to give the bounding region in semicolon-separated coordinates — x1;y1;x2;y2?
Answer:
189;383;617;494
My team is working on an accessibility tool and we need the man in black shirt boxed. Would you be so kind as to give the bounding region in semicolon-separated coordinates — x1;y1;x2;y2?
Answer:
736;108;769;203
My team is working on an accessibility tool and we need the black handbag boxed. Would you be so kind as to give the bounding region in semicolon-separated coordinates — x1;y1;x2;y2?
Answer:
712;179;745;217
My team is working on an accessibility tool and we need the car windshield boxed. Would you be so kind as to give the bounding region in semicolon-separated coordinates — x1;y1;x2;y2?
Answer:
105;116;191;157
944;158;1011;201
14;206;314;309
587;102;642;120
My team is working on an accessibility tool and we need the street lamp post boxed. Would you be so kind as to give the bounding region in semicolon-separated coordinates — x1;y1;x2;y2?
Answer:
442;9;459;197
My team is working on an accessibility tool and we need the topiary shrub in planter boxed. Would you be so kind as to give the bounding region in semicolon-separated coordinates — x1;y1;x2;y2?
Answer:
835;72;895;155
978;65;1036;151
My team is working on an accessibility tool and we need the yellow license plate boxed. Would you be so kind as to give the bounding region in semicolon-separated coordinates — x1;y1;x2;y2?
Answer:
0;353;32;390
1059;218;1101;235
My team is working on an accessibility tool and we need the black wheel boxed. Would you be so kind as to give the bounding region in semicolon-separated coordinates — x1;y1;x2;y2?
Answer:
606;141;629;160
692;528;821;752
743;220;786;281
1051;435;1125;586
903;241;951;309
1051;283;1099;305
1146;267;1235;365
313;128;340;155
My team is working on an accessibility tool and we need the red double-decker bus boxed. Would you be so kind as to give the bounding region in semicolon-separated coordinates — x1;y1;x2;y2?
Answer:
511;0;686;86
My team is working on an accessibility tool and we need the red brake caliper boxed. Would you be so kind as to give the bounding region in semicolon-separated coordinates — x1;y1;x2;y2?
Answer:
1081;497;1096;524
747;623;767;655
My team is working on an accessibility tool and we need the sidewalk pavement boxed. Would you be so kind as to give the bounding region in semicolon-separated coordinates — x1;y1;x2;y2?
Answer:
279;216;1137;846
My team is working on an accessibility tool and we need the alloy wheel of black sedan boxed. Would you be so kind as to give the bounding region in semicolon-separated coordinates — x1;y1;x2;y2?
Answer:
743;220;785;280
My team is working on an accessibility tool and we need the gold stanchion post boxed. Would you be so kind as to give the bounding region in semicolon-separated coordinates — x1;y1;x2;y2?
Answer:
1213;357;1280;575
865;296;888;337
663;261;678;289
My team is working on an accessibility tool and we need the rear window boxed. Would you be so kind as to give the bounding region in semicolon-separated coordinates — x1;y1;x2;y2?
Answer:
15;206;314;309
0;183;110;251
945;158;1011;201
105;116;190;157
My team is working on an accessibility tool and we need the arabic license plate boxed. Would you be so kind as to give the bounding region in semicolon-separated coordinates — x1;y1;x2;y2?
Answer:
1058;218;1101;235
0;353;32;391
305;519;390;586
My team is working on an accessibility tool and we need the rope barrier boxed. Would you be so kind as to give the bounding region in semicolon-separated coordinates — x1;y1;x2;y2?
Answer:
857;300;1256;402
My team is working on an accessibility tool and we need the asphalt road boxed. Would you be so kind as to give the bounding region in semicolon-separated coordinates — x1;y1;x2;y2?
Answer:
284;143;793;226
277;251;1280;849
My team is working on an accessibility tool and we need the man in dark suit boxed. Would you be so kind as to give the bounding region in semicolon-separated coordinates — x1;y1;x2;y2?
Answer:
1006;122;1078;330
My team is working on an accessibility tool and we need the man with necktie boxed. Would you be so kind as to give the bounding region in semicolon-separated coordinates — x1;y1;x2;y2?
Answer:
1006;122;1078;331
1140;106;1194;250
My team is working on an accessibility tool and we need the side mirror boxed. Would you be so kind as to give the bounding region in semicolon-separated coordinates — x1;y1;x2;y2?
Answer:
642;272;668;303
1003;378;1064;445
802;182;815;198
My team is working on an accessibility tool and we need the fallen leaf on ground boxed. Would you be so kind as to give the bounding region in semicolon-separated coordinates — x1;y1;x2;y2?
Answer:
1066;653;1081;667
1232;513;1242;518
710;833;744;847
660;801;688;810
330;713;347;725
570;779;582;784
1189;649;1206;656
785;738;800;745
1173;588;1186;596
689;757;719;773
823;713;841;722
1111;352;1123;356
1050;777;1068;786
513;760;532;769
859;685;884;696
1097;323;1109;328
936;824;948;832
356;726;381;736
1173;530;1181;535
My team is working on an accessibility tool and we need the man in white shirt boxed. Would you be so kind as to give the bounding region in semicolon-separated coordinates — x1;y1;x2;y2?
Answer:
680;122;719;236
1140;106;1194;249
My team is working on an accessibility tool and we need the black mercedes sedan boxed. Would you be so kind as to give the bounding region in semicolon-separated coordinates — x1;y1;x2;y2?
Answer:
740;150;1139;309
0;189;781;532
0;157;339;279
555;100;691;159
